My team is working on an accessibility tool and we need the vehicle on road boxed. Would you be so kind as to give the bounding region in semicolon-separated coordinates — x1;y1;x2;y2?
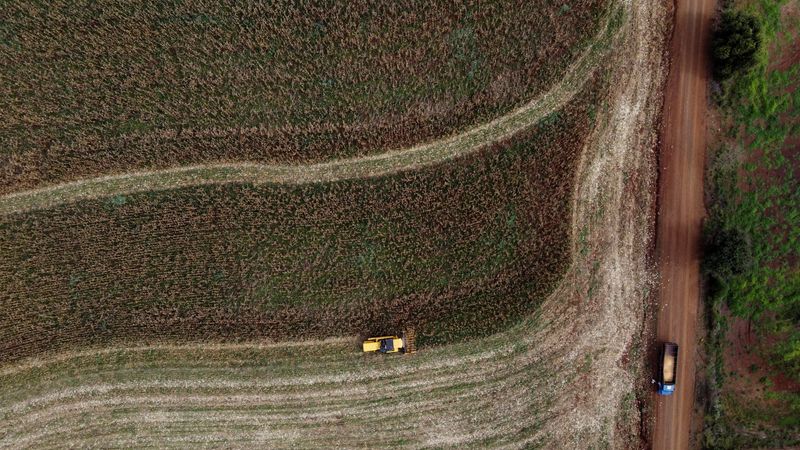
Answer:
657;342;679;396
362;336;405;353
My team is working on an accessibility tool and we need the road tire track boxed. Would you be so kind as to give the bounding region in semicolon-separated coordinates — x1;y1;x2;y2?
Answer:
652;0;712;448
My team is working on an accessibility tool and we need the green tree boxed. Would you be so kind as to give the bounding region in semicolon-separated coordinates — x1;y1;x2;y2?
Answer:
703;227;751;280
711;10;762;80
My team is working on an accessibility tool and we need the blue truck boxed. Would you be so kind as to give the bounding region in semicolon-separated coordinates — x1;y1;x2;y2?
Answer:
657;342;679;396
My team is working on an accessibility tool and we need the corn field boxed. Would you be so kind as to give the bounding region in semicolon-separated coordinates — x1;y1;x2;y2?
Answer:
1;0;608;192
0;73;608;363
0;0;613;363
0;0;681;446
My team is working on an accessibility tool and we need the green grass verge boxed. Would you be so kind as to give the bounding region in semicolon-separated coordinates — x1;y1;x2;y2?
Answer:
702;1;800;447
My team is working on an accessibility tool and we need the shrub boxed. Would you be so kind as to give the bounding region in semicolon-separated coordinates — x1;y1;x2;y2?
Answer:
711;10;762;81
703;226;751;281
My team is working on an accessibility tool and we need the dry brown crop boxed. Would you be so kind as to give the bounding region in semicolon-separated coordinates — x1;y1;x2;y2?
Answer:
0;0;609;192
0;0;673;446
0;73;606;363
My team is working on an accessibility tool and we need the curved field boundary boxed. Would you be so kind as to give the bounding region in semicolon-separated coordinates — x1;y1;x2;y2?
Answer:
0;0;669;445
0;6;622;216
0;310;580;449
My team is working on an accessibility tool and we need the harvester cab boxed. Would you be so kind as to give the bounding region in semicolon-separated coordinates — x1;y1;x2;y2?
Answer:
362;335;405;354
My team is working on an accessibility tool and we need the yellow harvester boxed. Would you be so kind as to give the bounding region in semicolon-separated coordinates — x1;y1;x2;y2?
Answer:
362;335;405;353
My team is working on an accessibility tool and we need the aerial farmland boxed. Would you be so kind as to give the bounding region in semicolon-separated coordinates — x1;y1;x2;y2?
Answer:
0;0;681;447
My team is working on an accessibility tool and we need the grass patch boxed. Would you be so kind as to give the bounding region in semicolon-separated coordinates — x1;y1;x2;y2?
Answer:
702;0;800;447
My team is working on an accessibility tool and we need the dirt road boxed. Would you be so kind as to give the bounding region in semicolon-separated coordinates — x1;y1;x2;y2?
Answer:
653;0;713;448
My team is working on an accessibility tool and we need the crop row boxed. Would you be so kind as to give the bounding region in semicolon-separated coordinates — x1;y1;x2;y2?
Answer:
0;0;609;192
0;72;606;363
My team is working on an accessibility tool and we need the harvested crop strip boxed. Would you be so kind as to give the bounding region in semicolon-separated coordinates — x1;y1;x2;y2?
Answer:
0;331;568;448
0;75;604;363
1;0;610;191
0;0;670;446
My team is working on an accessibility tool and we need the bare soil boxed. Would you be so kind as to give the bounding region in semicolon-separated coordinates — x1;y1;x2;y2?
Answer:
725;312;800;396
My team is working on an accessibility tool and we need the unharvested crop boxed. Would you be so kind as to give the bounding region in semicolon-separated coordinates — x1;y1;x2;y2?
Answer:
0;0;609;192
0;0;673;446
0;76;605;363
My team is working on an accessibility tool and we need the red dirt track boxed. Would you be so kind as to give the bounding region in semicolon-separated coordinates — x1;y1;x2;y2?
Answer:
653;0;713;448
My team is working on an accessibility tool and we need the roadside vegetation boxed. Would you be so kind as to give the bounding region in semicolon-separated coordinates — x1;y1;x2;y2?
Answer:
711;10;762;80
0;0;609;192
702;1;800;447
